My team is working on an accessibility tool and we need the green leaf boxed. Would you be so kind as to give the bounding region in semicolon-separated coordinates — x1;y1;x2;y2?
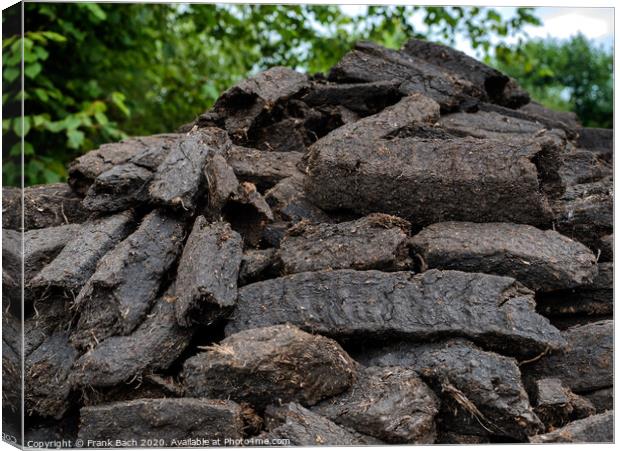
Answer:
110;91;130;117
34;46;50;61
9;141;33;156
66;129;85;149
32;114;50;128
27;32;48;43
94;111;109;125
81;3;107;21
62;115;83;130
6;49;22;66
40;31;67;42
201;83;220;100
34;88;50;102
23;141;34;155
486;10;502;23
45;121;65;133
25;63;42;79
2;36;17;49
3;67;20;82
13;116;32;137
24;47;38;63
85;99;107;114
2;119;11;133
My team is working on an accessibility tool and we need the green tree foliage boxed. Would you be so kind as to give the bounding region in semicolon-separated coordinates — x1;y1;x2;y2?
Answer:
3;4;541;186
493;34;613;129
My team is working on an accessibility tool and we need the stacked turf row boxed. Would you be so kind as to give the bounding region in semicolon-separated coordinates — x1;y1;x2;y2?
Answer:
2;39;613;445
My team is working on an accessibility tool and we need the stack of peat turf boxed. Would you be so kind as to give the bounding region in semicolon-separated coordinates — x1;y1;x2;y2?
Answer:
2;39;613;445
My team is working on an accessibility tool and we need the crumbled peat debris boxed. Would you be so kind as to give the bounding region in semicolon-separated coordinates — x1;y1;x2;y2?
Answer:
528;378;596;430
3;37;612;444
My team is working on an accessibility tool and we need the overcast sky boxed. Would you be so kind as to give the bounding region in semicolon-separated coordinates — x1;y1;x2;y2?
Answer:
340;6;613;56
510;7;612;46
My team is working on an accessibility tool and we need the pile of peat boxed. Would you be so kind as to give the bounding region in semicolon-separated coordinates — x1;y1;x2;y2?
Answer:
2;39;613;445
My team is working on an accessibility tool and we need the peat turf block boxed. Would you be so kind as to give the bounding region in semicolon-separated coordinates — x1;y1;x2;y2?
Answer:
302;80;402;116
225;145;303;191
553;177;613;249
521;319;613;393
537;262;613;317
174;217;243;326
358;339;543;440
438;109;560;141
328;42;477;111
305;97;561;227
72;295;191;388
182;324;357;409
265;174;332;224
311;366;438;443
68;134;181;194
2;183;90;231
583;388;614;414
149;128;231;212
3;224;80;282
529;411;614;443
261;402;381;446
403;38;529;107
278;213;412;274
29;210;135;294
81;134;179;213
71;210;184;349
229;269;565;357
531;378;595;430
25;332;78;419
410;221;597;291
78;398;246;442
238;248;278;286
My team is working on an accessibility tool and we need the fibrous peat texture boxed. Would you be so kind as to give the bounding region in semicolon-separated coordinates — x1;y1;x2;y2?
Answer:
3;37;612;445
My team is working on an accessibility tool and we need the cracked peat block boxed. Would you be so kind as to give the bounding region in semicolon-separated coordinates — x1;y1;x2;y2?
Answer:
409;221;597;291
304;96;562;227
228;269;565;357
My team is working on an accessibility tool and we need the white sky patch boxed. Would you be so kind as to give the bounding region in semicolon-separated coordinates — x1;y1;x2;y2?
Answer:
339;6;613;57
525;7;613;41
340;4;367;17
